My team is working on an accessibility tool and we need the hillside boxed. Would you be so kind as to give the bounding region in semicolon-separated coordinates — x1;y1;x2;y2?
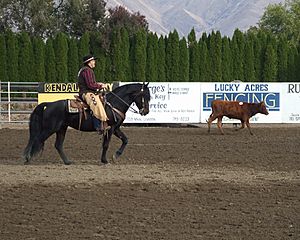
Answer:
106;0;284;37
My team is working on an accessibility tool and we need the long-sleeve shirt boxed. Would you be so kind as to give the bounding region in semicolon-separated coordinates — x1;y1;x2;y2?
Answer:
77;66;104;96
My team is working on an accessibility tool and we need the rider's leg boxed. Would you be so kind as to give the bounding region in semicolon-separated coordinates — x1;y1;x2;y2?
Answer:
92;115;103;134
85;92;110;133
84;92;105;134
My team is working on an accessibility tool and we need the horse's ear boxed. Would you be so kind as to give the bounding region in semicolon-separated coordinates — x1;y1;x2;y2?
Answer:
145;82;149;87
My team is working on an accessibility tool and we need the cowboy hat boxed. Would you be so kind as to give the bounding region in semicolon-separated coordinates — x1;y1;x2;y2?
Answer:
83;54;98;64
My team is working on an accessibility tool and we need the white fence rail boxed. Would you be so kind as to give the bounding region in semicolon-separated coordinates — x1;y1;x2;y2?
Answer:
0;82;39;123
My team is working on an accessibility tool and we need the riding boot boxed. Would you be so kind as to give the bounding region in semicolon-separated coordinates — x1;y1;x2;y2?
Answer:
92;116;103;135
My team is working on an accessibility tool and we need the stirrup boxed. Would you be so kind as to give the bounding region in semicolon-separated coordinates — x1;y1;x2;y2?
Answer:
96;128;104;135
96;122;110;135
102;122;111;134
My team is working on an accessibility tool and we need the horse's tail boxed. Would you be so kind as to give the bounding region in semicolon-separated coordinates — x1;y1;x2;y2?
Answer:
23;102;47;162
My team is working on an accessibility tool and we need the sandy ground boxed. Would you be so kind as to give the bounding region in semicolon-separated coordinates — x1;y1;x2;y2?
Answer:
0;125;299;239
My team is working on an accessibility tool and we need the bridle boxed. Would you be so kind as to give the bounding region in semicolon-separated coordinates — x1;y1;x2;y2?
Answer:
138;87;147;115
109;86;148;115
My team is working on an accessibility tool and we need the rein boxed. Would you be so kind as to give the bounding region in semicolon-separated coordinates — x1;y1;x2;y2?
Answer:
109;90;141;114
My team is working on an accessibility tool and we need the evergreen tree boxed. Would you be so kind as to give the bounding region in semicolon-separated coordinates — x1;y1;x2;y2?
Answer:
0;33;7;82
166;30;180;82
179;37;189;81
243;35;255;82
120;28;130;82
32;36;45;82
287;44;297;81
132;29;147;82
68;37;79;82
18;32;33;82
54;33;69;82
95;53;107;82
146;32;158;82
110;27;130;82
201;32;208;46
45;38;56;82
253;34;263;81
199;40;210;81
209;31;222;81
231;29;244;81
277;35;288;81
78;32;90;64
263;43;277;81
188;29;199;82
6;31;19;82
296;42;300;81
89;32;107;82
104;54;112;83
165;34;171;81
221;36;232;81
157;36;166;82
111;28;123;81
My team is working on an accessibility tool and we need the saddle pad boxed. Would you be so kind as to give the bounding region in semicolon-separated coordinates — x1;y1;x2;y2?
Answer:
67;99;79;113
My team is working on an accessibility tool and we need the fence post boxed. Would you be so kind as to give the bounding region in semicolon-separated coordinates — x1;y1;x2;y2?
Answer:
0;81;1;127
8;81;11;122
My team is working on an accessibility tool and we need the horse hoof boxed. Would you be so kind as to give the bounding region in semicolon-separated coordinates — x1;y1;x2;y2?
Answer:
64;161;72;165
24;160;30;165
112;154;119;162
100;161;109;165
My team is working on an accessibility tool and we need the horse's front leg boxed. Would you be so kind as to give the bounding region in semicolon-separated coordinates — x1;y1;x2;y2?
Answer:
112;127;128;161
100;128;114;164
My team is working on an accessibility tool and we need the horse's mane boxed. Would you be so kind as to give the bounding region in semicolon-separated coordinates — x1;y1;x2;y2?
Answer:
111;83;143;95
106;83;150;103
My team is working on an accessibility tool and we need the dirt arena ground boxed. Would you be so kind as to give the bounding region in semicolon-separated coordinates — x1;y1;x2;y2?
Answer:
0;124;299;239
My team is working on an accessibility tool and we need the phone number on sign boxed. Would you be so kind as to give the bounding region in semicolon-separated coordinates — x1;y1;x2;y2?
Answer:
172;117;190;122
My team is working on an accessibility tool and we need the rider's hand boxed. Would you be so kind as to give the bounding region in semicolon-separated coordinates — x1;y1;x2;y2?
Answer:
103;84;109;91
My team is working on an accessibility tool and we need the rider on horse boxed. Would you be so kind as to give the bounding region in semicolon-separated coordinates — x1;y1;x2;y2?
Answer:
77;54;110;134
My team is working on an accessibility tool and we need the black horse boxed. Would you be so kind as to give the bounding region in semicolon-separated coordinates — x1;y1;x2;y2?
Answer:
23;83;150;165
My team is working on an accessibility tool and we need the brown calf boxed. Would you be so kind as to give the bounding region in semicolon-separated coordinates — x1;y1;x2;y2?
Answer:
207;100;269;135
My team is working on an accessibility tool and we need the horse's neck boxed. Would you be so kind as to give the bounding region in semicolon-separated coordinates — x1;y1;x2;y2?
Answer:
109;92;133;112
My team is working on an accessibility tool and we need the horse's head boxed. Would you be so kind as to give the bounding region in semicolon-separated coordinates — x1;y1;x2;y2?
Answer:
133;83;151;116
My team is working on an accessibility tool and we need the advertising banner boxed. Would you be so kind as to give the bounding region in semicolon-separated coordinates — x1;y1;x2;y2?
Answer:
37;82;300;124
38;83;79;104
200;82;282;123
123;82;201;123
37;82;115;104
281;83;300;123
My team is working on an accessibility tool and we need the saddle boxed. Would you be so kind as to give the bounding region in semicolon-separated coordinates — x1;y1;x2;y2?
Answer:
68;96;89;114
69;94;105;112
69;94;125;130
67;96;89;130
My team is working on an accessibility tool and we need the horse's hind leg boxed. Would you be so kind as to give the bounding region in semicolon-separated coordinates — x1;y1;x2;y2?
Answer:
112;127;128;161
24;129;53;164
55;126;72;165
